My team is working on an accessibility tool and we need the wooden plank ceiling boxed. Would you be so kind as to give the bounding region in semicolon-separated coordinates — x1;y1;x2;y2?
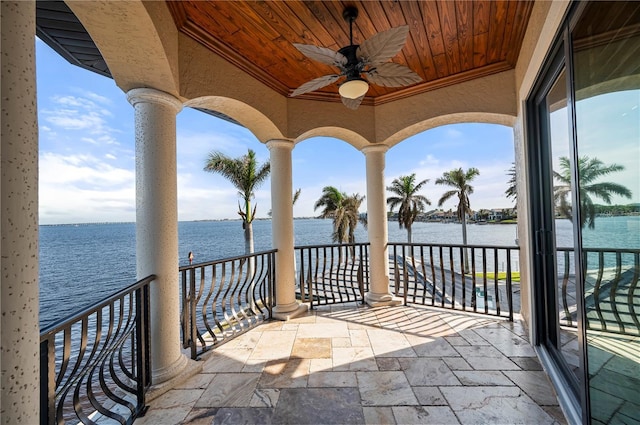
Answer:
168;1;534;105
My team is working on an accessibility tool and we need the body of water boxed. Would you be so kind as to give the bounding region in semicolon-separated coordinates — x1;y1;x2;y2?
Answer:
39;216;638;327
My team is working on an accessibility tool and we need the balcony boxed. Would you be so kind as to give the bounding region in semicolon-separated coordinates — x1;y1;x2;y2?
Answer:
42;242;579;424
136;303;566;424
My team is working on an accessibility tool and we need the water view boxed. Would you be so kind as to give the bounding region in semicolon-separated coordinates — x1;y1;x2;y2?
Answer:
39;216;638;327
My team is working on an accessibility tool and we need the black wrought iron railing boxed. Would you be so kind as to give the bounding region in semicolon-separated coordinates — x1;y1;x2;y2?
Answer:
557;247;639;335
389;243;519;320
180;250;276;359
295;243;370;307
40;275;154;425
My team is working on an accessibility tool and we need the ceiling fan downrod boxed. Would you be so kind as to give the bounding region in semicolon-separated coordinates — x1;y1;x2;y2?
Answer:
343;6;358;46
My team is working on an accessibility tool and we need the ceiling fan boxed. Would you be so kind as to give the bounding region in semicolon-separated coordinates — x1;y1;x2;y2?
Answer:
290;6;422;109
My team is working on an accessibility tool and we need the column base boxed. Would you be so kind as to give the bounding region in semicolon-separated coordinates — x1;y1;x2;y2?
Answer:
273;301;309;321
365;292;403;308
146;356;202;402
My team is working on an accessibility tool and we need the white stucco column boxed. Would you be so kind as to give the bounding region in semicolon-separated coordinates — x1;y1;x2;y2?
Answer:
266;139;308;320
127;88;192;387
1;2;40;423
362;145;402;307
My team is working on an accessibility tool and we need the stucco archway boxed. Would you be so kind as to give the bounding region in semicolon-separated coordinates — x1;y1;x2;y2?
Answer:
185;96;285;143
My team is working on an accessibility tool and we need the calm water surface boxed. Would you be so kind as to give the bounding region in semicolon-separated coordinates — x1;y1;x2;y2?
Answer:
39;216;637;327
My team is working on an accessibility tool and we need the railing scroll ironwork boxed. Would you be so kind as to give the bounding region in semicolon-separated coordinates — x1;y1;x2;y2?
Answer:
40;275;154;425
180;250;276;360
558;247;640;335
295;243;370;308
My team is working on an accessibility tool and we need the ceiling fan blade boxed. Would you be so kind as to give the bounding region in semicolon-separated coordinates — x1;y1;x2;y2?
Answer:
365;63;422;87
291;74;341;97
293;43;348;68
341;94;365;110
357;25;410;66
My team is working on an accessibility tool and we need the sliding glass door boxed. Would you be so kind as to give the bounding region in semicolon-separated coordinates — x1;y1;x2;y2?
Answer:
529;2;640;423
530;48;583;405
572;3;640;423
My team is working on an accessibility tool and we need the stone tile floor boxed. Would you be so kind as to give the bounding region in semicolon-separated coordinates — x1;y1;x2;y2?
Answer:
136;303;567;424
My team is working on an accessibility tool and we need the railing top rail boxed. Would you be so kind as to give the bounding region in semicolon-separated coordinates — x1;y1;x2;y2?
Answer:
40;274;156;339
178;249;277;272
388;242;520;250
294;242;371;250
557;246;640;254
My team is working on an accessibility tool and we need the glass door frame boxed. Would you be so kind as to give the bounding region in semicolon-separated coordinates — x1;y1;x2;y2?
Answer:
526;2;590;423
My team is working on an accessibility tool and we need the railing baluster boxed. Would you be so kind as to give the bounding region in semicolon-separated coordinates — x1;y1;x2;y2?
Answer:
494;248;500;316
298;248;306;303
629;252;640;334
401;244;408;301
482;247;488;314
180;270;189;349
339;245;347;304
392;244;399;297
357;245;365;302
439;246;446;308
561;250;572;326
471;248;477;312
464;247;472;311
40;337;56;425
449;246;456;309
419;246;428;305
190;267;197;360
136;284;149;408
409;245;417;304
307;248;314;308
609;252;624;334
592;251;608;331
506;248;513;322
364;244;370;295
429;246;436;306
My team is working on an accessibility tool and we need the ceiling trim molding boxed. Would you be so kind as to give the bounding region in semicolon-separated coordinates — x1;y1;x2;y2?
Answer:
168;2;291;96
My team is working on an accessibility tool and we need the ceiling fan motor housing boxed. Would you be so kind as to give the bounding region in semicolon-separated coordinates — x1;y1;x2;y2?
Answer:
338;44;365;79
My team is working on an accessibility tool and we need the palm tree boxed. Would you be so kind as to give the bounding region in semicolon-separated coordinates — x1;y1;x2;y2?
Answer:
436;167;480;272
314;186;365;244
386;174;431;243
505;163;517;205
204;149;270;254
343;193;366;244
554;156;631;229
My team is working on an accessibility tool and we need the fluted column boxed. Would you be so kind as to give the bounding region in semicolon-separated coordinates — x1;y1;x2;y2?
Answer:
127;88;189;384
362;145;401;307
266;139;308;320
1;2;40;423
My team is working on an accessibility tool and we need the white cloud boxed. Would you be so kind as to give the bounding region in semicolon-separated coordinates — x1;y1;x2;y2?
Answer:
40;152;133;186
45;110;105;131
75;90;113;106
41;94;121;146
39;152;135;224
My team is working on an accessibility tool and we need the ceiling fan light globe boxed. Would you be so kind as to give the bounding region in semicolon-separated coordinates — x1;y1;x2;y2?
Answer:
339;79;369;99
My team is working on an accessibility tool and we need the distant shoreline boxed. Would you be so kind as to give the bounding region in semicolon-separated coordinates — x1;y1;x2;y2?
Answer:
38;213;640;227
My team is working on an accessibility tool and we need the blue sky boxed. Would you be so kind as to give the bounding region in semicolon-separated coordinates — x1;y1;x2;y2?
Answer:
37;38;521;225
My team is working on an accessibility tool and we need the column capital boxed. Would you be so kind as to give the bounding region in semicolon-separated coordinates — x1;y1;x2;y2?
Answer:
266;138;294;151
127;88;183;113
361;144;389;155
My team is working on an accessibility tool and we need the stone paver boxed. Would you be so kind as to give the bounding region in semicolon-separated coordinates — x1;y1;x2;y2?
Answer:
137;304;566;424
